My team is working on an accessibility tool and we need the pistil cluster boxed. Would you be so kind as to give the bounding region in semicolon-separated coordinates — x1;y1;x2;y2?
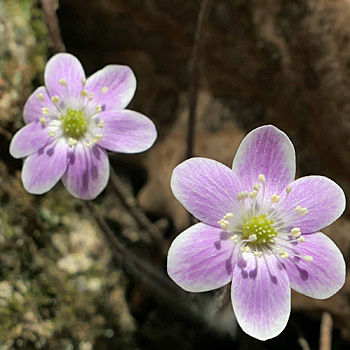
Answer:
37;78;108;149
218;174;313;262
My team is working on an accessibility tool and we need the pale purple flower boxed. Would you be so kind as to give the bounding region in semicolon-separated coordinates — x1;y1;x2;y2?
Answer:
167;125;346;340
10;53;157;200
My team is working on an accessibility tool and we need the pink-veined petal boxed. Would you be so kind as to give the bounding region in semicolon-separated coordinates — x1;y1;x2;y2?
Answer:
22;139;69;194
167;223;235;292
23;86;57;124
280;232;345;299
171;158;244;226
44;53;86;104
84;65;136;111
231;252;291;341
10;121;54;158
62;143;110;200
232;125;296;201
278;176;346;233
94;110;157;153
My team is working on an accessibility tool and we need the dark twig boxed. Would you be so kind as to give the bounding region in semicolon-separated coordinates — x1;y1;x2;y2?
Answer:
110;168;165;250
85;201;210;327
85;201;175;295
41;0;164;250
186;0;213;160
41;0;66;54
320;312;333;350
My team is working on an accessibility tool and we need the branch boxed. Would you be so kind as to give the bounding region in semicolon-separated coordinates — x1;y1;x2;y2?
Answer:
186;0;214;160
320;312;333;350
110;168;165;251
41;0;66;54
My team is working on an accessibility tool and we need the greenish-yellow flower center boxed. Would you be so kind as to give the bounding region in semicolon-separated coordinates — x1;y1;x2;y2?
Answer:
61;109;87;138
242;214;278;244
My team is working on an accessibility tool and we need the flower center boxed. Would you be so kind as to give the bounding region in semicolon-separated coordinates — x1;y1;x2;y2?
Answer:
61;109;87;138
242;214;278;244
217;173;313;261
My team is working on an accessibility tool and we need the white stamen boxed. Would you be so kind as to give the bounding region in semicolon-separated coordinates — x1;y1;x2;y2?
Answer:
92;134;103;144
96;105;102;113
248;234;257;242
51;95;59;104
81;89;88;97
42;108;49;115
85;142;93;148
48;131;55;137
294;205;302;213
258;174;266;184
298;236;306;243
68;138;77;147
37;93;44;101
97;120;104;128
89;92;94;101
39;117;47;125
286;186;292;194
271;194;280;203
300;208;309;216
304;255;313;262
253;183;261;191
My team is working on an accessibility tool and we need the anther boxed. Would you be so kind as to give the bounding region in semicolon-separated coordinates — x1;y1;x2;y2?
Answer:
101;86;108;94
253;183;261;191
51;95;59;104
59;79;67;86
254;251;263;258
82;78;86;85
92;134;103;144
37;93;44;101
89;93;94;101
68;138;78;147
291;228;301;237
298;236;306;243
39;117;47;125
42;108;49;115
248;234;257;242
258;174;266;184
303;255;313;262
286;186;292;194
294;205;302;213
300;208;309;216
271;194;280;203
48;131;55;137
96;105;102;113
81;89;88;97
250;190;258;199
85;142;93;148
97;120;104;128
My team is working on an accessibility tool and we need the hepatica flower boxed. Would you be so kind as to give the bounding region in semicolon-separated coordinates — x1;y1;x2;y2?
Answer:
10;53;157;199
167;125;346;340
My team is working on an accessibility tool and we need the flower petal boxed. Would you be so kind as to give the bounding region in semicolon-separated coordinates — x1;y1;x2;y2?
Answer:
23;86;56;124
278;176;346;233
85;65;136;111
62;143;110;200
44;53;86;104
280;232;345;299
94;110;157;153
167;223;235;292
10;121;54;159
22;139;68;194
171;158;244;226
232;125;296;198
231;252;291;340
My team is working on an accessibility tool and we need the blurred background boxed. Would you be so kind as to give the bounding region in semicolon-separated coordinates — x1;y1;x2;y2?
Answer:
0;0;350;349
